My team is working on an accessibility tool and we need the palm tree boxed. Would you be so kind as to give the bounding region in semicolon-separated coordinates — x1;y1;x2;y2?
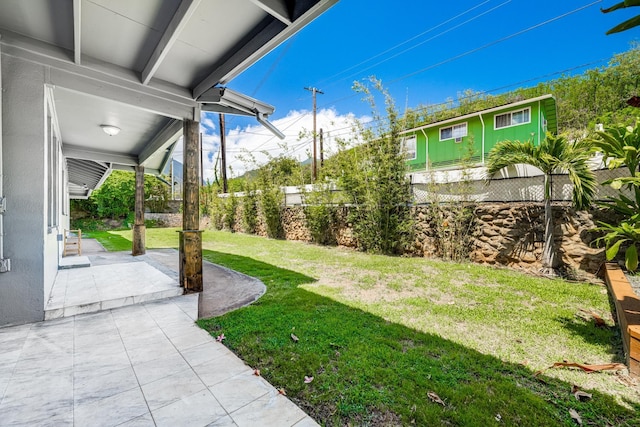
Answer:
486;134;597;275
602;1;640;35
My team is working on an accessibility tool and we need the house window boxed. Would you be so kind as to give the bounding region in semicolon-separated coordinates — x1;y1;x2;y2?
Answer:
495;107;531;129
439;123;467;141
402;135;417;160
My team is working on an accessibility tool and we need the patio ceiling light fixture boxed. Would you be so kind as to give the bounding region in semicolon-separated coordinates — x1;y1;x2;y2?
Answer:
198;87;285;139
100;124;121;136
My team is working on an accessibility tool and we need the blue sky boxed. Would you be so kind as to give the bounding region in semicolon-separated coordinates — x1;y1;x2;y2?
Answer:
196;0;639;178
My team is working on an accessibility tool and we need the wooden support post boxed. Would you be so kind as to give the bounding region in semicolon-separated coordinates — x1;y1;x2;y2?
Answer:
179;119;203;293
132;165;146;256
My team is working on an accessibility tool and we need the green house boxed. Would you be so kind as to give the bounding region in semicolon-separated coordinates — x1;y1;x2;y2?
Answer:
401;94;557;171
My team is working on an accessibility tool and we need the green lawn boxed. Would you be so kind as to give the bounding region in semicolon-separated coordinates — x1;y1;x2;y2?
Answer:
91;228;639;426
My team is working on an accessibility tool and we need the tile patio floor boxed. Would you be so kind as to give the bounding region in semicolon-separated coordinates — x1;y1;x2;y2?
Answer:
0;247;318;426
45;247;184;320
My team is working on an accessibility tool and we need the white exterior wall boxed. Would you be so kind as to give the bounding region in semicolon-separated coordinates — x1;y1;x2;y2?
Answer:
0;54;56;326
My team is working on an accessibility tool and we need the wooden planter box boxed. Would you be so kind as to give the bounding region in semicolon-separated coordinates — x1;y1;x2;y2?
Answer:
604;263;640;377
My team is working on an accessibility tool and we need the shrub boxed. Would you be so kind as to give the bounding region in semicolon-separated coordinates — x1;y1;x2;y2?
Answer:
336;78;414;254
223;192;239;232
242;184;259;234
303;184;338;245
261;184;284;239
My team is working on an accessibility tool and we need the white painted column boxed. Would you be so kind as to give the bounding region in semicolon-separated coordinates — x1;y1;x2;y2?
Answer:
0;55;49;325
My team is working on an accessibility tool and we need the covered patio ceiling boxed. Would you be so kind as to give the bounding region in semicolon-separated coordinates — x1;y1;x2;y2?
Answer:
0;0;336;198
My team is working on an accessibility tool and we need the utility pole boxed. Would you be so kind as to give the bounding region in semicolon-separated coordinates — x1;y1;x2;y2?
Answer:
319;128;324;169
219;113;228;193
304;86;323;181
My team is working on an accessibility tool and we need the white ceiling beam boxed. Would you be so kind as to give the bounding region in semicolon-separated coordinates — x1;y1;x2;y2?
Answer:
73;0;81;64
63;144;138;166
249;0;292;25
141;0;202;85
138;119;183;166
1;30;197;120
49;67;194;120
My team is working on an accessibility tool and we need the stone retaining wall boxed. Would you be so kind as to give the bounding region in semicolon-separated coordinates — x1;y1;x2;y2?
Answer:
146;213;210;229
226;203;607;278
465;203;605;276
163;202;607;278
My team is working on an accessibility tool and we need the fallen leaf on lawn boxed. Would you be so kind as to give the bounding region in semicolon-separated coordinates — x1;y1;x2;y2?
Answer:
291;333;299;343
427;391;445;406
253;369;261;376
574;390;592;401
569;408;582;425
550;362;626;373
216;333;225;342
578;309;607;327
304;376;314;383
278;388;286;395
616;374;638;387
571;384;592;401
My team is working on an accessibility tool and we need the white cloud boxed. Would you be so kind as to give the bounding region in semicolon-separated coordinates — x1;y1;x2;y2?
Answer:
172;108;370;182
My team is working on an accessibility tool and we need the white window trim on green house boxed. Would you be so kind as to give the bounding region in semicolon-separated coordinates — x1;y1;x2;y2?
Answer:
494;107;531;129
402;135;417;160
439;122;468;141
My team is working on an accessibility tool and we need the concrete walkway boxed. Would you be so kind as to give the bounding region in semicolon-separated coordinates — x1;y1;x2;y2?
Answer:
0;241;317;427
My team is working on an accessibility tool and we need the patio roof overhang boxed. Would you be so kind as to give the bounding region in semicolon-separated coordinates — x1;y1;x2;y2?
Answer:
0;0;336;198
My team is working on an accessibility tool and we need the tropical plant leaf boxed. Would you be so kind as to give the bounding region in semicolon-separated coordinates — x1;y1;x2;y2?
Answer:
606;238;624;260
610;179;624;190
602;0;640;13
626;244;639;271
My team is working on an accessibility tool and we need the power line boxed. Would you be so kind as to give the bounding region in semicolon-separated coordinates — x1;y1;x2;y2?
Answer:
242;56;611;161
314;0;497;87
390;0;602;84
325;0;513;88
219;1;607;164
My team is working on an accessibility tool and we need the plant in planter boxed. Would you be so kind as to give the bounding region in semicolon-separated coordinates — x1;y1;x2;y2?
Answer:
591;122;640;271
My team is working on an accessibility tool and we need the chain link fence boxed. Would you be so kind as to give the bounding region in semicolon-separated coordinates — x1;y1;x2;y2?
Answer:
277;168;629;206
411;168;629;204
